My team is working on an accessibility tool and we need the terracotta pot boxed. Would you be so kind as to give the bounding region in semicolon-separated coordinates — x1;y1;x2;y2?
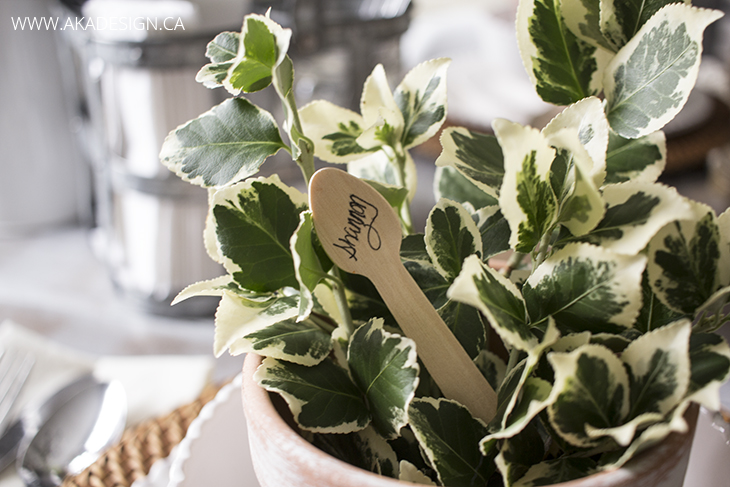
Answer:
242;353;699;487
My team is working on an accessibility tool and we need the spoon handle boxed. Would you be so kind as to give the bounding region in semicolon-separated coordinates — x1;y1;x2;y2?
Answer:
370;256;498;424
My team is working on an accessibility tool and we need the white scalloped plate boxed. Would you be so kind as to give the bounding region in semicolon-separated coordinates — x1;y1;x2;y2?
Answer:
168;373;260;487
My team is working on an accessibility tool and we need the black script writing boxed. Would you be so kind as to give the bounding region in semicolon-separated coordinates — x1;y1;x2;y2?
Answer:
333;194;381;260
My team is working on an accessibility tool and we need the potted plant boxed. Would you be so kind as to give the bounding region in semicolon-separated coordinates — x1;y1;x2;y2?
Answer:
160;1;730;486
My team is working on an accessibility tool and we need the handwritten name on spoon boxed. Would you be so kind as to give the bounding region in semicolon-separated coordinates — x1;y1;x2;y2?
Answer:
333;194;382;261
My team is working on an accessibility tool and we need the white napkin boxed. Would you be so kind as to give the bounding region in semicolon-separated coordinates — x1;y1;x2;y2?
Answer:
0;320;215;486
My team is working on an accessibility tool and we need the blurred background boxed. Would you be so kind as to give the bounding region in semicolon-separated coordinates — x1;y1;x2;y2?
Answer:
1;0;730;378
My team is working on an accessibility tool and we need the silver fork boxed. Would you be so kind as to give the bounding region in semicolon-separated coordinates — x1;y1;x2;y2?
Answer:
0;350;34;435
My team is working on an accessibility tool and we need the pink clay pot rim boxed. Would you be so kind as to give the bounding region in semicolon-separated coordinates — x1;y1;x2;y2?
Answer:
242;353;698;487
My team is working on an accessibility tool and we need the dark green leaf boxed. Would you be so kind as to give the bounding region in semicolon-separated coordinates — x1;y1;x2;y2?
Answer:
687;332;730;400
310;427;398;477
434;167;499;210
518;0;602;105
474;207;511;261
648;210;722;314
196;32;240;88
547;344;630;447
621;321;690;418
244;318;332;365
605;130;666;184
212;178;306;292
438;300;487;360
256;357;370;433
602;0;688;50
523;243;645;335
409;398;495;487
449;256;534;352
426;200;481;279
348;320;419;439
436;127;505;199
160;98;286;187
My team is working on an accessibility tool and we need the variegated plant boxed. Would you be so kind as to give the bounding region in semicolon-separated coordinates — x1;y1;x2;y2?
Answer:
160;2;730;486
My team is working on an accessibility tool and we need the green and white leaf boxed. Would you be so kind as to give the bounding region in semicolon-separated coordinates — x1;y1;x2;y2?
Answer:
356;106;404;151
195;31;240;88
290;211;331;320
474;350;507;392
438;299;487;360
600;0;691;52
449;255;534;352
408;398;495;487
509;457;599;487
542;96;608;187
603;4;723;138
577;181;694;255
585;410;664;448
585;320;692;446
598;401;690;470
695;286;730;333
622;320;691;418
207;176;307;292
647;203;723;315
473;206;511;260
436;127;504;199
311;426;398;478
425;199;481;280
242;318;332;366
360;63;402;132
299;100;372;163
434;166;498;211
160;98;287;188
560;0;614;51
486;320;559;437
546;128;604;237
547;344;630;448
636;271;687;334
523;243;646;335
214;291;299;357
172;275;240;304
493;423;545;487
255;356;370;433
347;320;419;439
517;0;609;105
605;130;666;184
687;332;730;410
223;13;292;94
349;150;418;203
394;57;450;149
398;460;436;485
480;377;552;449
494;119;558;253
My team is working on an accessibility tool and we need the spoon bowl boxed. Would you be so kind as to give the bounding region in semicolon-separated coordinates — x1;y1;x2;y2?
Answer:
16;375;126;487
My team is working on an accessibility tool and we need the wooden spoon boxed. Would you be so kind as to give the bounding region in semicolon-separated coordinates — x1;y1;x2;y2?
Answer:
309;167;497;424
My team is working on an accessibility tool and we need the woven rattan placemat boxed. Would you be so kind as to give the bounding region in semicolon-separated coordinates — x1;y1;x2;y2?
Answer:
62;382;225;487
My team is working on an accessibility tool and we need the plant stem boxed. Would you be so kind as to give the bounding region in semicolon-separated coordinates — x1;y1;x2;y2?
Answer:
500;252;526;279
285;89;317;185
328;267;355;336
309;312;337;333
392;147;414;234
506;347;521;373
533;231;553;270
